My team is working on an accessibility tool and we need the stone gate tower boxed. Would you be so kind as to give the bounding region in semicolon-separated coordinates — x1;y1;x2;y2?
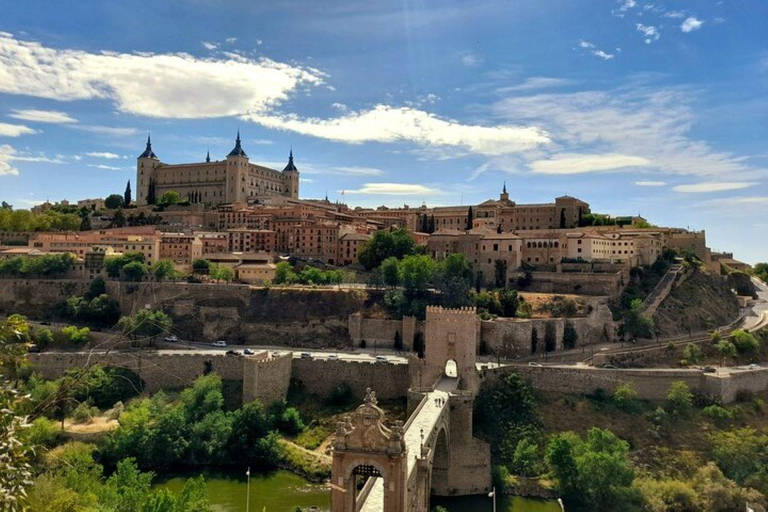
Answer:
420;306;481;392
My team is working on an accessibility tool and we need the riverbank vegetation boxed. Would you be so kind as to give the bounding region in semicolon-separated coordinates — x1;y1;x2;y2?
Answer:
475;371;768;511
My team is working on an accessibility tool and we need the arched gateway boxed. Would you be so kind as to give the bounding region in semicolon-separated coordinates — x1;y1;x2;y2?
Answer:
331;307;491;512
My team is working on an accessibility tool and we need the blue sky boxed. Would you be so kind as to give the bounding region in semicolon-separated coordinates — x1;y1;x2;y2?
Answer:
0;0;766;263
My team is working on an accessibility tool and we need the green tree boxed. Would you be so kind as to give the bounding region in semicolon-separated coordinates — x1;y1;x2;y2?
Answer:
61;325;91;346
104;194;125;210
512;438;542;476
731;329;759;354
158;191;182;207
124;180;132;207
358;228;417;270
612;382;640;412
624;298;654;339
152;260;176;282
716;340;737;367
274;261;297;284
122;261;149;282
493;259;507;289
79;215;92;231
436;253;473;307
380;256;401;288
466;205;474;230
190;259;209;275
400;254;435;294
117;309;172;342
209;264;234;282
665;381;694;417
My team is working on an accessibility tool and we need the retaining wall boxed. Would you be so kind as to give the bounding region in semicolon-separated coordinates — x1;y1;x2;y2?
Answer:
290;358;410;401
517;272;623;297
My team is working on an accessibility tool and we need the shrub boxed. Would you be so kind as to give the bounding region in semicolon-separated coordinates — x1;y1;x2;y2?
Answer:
71;401;99;424
731;329;759;354
295;425;329;450
702;405;733;424
25;416;60;448
682;344;703;365
512;438;542;476
665;381;694;417
61;325;91;346
613;382;640;413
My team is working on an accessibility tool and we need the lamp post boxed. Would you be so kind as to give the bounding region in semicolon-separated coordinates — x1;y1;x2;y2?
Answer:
557;497;565;512
488;487;496;512
245;466;251;512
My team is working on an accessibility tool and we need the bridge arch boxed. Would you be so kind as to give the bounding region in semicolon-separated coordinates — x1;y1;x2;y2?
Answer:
430;425;450;496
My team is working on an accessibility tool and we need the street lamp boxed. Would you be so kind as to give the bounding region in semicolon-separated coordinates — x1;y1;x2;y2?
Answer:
488;487;496;512
557;498;565;511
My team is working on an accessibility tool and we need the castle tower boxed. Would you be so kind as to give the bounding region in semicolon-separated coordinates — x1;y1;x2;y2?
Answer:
282;149;300;199
226;131;249;203
500;181;509;202
136;135;160;205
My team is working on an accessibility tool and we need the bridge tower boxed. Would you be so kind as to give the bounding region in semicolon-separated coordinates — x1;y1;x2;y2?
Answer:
331;388;408;512
419;306;481;392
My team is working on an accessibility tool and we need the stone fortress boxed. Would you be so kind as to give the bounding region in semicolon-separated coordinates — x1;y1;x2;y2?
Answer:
135;132;299;206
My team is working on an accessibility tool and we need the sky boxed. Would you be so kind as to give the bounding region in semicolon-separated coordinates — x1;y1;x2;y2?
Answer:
0;0;766;263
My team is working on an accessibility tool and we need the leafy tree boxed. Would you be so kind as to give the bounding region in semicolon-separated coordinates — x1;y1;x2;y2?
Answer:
61;325;91;346
192;259;211;275
754;262;768;283
158;191;182;207
493;259;507;289
0;386;34;508
400;254;435;293
380;256;401;288
512;438;542;476
298;266;324;285
152;260;176;282
624;298;654;339
117;309;172;341
358;228;417;270
79;215;92;231
122;261;149;282
665;381;694;417
104;252;145;279
86;276;107;299
124;180;132;207
274;261;297;284
104;194;125;210
209;264;234;282
435;253;473;307
612;382;640;412
466;205;474;230
731;329;759;354
715;340;737;366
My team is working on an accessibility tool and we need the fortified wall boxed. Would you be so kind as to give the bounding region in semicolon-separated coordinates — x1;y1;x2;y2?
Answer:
489;365;768;404
514;271;624;297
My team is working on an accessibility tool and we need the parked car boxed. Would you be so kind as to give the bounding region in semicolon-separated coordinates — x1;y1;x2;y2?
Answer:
272;351;281;358
164;335;179;343
212;340;227;347
225;350;240;356
300;352;313;359
327;354;339;360
748;363;760;370
702;366;717;373
375;355;389;364
528;362;543;367
243;348;255;355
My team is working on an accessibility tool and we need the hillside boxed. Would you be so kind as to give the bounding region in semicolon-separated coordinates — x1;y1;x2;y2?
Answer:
653;270;740;336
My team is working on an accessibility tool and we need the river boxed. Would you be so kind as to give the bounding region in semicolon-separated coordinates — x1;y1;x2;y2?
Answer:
155;470;561;512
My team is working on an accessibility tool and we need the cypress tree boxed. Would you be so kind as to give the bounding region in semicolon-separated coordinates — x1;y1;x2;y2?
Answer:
124;180;132;206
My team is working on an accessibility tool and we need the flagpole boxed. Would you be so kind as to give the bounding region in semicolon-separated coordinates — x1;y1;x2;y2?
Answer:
246;466;251;512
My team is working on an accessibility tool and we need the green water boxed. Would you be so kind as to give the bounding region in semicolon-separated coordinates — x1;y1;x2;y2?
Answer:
155;470;560;512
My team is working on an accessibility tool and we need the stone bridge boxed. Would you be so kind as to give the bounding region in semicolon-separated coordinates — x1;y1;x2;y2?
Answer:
330;307;491;512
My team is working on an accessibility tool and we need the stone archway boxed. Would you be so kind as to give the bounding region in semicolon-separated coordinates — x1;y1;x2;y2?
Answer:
430;426;450;496
444;359;457;378
331;389;407;512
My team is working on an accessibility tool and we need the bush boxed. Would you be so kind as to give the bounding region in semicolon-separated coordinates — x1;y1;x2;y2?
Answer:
71;401;99;424
682;344;703;365
702;405;733;424
512;438;542;476
60;325;91;346
25;416;60;448
731;329;759;354
613;382;641;413
295;425;330;450
665;381;694;417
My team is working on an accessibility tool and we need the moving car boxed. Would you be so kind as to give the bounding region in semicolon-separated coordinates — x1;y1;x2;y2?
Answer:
300;352;313;359
243;348;255;355
272;351;281;357
375;355;388;364
702;366;717;373
212;340;227;347
164;335;179;342
327;354;339;360
528;362;543;367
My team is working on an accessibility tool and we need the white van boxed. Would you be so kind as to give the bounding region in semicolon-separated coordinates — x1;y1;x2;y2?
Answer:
212;340;228;347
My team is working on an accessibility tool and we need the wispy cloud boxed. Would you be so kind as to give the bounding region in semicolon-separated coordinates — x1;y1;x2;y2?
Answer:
9;109;77;124
244;105;550;157
634;180;667;187
69;125;140;137
0;32;324;119
344;183;441;195
201;41;219;50
530;154;649;174
636;24;661;44
495;77;575;94
460;53;482;67
85;152;121;159
87;164;123;171
673;182;757;193
578;41;615;60
681;17;704;33
0;122;37;137
0;144;64;176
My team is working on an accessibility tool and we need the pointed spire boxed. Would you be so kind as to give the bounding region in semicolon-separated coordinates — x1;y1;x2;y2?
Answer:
503;181;507;194
138;133;158;159
283;148;298;172
228;130;247;157
206;147;210;163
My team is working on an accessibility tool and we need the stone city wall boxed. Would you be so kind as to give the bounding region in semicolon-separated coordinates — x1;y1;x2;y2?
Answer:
348;314;420;350
243;353;293;405
517;271;623;297
27;351;249;394
291;358;410;401
486;365;768;404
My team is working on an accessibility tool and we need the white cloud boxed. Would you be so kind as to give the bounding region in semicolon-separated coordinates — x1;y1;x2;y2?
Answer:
672;182;757;193
85;152;121;159
493;86;766;179
634;180;667;186
331;166;384;176
664;11;686;19
87;164;123;171
344;183;440;195
578;41;615;60
530;153;650;174
461;53;482;67
252;139;273;145
225;38;237;44
681;17;704;33
201;41;219;50
0;122;37;137
636;24;661;43
0;144;65;176
245;105;550;157
9;109;77;124
0;32;324;119
68;125;140;137
496;77;574;93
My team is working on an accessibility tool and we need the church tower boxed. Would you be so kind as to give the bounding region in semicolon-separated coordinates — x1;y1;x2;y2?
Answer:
136;135;160;205
282;149;300;199
226;131;249;203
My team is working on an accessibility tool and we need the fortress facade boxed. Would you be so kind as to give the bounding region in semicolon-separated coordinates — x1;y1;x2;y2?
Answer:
136;132;299;206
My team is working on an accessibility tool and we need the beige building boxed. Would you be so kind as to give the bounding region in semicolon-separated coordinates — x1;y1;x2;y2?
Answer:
136;133;299;206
